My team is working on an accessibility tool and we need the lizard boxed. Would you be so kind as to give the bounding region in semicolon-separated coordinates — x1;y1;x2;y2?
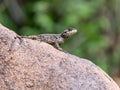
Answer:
17;28;77;51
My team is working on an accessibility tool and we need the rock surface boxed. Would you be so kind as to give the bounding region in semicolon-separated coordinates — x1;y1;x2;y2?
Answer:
0;24;119;90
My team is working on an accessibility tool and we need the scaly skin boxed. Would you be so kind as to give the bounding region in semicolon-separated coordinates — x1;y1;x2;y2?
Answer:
18;28;77;51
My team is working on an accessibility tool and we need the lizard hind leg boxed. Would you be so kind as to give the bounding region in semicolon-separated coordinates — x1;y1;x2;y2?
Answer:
28;36;37;40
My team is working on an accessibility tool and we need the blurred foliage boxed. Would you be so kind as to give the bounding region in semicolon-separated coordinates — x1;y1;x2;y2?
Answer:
0;0;120;76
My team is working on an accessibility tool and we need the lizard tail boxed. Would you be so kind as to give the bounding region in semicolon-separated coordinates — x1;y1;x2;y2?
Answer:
21;36;37;40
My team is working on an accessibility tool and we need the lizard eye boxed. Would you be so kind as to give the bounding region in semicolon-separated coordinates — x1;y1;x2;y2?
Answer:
64;28;73;33
68;28;73;31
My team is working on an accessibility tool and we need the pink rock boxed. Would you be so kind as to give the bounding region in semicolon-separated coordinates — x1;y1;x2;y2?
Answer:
0;24;119;90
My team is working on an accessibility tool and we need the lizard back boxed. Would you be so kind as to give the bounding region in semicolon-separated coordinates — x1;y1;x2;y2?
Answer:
37;34;64;44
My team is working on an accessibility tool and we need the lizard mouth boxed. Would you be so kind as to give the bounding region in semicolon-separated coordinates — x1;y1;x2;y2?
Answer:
67;29;77;35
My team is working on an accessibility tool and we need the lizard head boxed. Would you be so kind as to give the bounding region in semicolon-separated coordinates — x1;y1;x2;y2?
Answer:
61;28;77;38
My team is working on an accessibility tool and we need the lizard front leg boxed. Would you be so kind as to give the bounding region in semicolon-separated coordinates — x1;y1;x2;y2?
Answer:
55;42;63;51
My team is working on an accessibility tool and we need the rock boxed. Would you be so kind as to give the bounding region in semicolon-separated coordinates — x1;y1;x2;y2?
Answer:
0;24;119;90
